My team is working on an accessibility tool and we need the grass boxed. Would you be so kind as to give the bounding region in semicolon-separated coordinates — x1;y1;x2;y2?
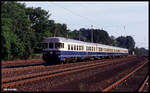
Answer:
30;53;42;59
79;83;86;91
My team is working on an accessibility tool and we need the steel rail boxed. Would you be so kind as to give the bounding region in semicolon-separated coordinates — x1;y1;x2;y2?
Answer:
2;56;136;73
2;58;129;88
138;75;149;92
101;61;148;92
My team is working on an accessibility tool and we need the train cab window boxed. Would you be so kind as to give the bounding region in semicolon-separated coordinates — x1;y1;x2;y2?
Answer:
49;43;53;48
43;43;48;49
55;43;64;48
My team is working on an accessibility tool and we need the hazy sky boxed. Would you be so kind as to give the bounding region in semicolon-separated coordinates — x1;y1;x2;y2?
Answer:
19;1;149;49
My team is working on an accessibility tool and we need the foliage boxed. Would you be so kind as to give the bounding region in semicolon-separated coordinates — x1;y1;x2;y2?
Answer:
134;47;149;55
1;1;70;60
70;28;112;45
1;1;147;61
116;36;135;54
1;18;25;60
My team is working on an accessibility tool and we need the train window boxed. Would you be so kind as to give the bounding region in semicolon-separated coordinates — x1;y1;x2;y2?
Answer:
79;46;81;50
71;45;73;50
74;45;76;50
68;44;70;50
55;43;64;48
77;45;78;50
49;43;53;48
55;43;59;48
89;47;91;51
108;49;110;52
43;43;48;49
79;46;82;50
99;48;102;51
61;43;64;48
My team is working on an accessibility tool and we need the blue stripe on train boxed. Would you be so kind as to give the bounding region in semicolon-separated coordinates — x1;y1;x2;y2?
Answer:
58;51;128;61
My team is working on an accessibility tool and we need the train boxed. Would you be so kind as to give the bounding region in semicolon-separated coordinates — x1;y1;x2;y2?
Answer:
42;37;128;64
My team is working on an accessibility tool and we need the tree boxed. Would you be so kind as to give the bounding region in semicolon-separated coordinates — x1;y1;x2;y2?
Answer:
1;1;35;60
1;18;25;60
25;7;54;53
134;47;149;55
116;36;135;54
110;35;117;46
125;36;135;53
70;28;112;45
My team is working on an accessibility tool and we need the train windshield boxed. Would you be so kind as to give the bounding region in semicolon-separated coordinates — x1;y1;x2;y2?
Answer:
49;43;53;48
48;43;64;49
43;43;48;49
55;43;64;48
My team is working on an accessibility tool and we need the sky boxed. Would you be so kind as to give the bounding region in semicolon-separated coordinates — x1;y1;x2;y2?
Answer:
19;1;149;49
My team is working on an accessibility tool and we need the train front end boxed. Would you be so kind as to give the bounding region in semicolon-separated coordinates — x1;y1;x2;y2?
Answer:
42;37;64;64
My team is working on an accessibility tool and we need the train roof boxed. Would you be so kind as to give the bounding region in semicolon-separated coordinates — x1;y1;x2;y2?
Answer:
43;37;128;50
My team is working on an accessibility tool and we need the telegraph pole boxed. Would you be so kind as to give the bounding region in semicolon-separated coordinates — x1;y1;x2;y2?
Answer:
123;25;125;36
91;25;93;43
54;25;57;37
79;30;81;40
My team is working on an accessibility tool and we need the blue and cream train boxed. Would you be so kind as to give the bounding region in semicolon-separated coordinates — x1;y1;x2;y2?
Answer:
42;37;128;64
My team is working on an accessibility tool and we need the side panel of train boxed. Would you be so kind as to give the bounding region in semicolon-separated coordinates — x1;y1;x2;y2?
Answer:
42;40;128;64
58;51;128;61
43;50;128;63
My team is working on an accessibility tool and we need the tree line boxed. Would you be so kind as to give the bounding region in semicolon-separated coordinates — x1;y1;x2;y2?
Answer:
1;1;148;61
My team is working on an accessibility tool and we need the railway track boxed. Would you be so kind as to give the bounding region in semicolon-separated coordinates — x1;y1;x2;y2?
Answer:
2;56;147;92
2;56;136;79
138;75;149;92
44;57;147;92
2;56;135;68
2;56;137;89
102;60;148;92
2;59;44;68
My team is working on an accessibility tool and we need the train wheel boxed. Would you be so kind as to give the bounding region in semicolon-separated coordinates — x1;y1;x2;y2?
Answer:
98;57;101;60
62;58;67;64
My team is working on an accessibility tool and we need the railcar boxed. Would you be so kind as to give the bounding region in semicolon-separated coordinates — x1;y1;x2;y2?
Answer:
42;37;128;64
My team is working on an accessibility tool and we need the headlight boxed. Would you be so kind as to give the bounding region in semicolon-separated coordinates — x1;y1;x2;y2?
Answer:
43;51;47;54
49;51;53;54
